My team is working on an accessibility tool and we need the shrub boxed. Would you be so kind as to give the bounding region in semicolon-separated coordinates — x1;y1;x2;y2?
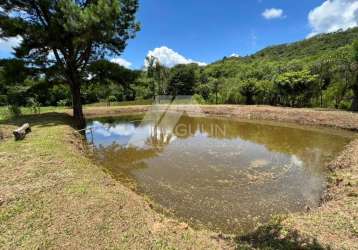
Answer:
339;100;351;110
27;97;41;114
105;95;117;106
8;105;21;118
192;94;206;104
208;93;223;104
0;95;7;106
57;99;70;107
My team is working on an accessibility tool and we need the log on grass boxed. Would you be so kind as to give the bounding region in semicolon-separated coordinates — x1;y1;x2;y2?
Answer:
13;123;31;141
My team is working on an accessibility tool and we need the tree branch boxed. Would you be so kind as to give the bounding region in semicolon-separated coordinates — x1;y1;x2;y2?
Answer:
30;1;48;27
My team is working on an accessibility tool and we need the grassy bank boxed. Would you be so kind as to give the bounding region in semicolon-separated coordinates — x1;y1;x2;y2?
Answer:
283;138;358;250
0;106;357;249
0;112;231;249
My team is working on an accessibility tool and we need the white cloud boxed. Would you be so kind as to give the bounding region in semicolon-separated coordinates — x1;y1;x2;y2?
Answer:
308;0;358;38
0;36;22;54
262;8;284;19
290;155;303;168
111;57;132;69
92;121;137;137
145;46;207;68
229;53;240;58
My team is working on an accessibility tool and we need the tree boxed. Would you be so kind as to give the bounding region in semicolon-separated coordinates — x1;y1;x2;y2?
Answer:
145;56;158;101
88;60;116;86
0;0;140;128
145;56;169;102
328;47;354;109
0;59;31;106
312;59;333;107
153;61;169;97
167;64;197;97
352;40;358;111
239;79;260;105
0;59;29;85
275;70;317;107
88;59;139;101
210;77;221;104
328;44;357;110
255;79;276;105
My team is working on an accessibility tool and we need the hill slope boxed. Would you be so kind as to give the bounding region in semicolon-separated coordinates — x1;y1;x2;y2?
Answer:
253;27;358;60
204;27;358;78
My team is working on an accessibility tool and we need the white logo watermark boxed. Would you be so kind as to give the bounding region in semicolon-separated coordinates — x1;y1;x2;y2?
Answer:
86;95;227;148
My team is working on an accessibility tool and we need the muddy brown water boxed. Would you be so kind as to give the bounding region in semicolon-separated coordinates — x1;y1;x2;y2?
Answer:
86;112;353;234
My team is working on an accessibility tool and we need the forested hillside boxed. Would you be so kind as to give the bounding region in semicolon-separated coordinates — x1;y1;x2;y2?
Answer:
197;27;358;109
255;27;358;60
207;27;358;77
1;27;358;115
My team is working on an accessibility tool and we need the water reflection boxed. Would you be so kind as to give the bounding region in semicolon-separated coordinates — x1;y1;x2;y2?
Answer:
86;113;352;233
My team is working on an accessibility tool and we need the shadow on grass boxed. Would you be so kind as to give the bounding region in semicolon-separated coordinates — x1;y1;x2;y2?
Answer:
0;112;76;129
235;220;330;250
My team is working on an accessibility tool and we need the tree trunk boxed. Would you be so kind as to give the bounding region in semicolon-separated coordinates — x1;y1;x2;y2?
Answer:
246;95;254;105
71;82;86;129
352;88;358;112
352;76;358;112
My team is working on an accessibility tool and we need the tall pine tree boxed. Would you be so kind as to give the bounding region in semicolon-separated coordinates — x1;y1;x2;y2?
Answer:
0;0;139;128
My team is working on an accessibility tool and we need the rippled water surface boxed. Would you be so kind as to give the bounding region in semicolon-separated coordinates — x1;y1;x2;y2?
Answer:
86;113;352;233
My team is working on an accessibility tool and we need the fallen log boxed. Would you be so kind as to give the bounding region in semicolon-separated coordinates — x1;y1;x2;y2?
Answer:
13;123;31;141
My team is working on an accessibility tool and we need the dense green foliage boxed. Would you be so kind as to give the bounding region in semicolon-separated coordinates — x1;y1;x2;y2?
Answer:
0;59;140;107
0;27;357;112
198;28;358;110
135;28;358;110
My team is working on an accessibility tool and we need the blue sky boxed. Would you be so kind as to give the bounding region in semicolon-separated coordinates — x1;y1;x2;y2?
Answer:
0;0;357;69
121;0;321;68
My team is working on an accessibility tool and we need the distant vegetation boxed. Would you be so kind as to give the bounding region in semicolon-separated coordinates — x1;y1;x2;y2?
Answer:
201;27;358;109
1;27;358;120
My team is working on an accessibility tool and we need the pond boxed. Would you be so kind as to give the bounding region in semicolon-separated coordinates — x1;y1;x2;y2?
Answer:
86;112;352;233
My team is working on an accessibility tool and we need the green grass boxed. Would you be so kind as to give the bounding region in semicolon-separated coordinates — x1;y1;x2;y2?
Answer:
0;111;230;249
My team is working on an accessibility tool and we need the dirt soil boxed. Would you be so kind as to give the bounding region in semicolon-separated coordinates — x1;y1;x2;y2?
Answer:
1;105;357;249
